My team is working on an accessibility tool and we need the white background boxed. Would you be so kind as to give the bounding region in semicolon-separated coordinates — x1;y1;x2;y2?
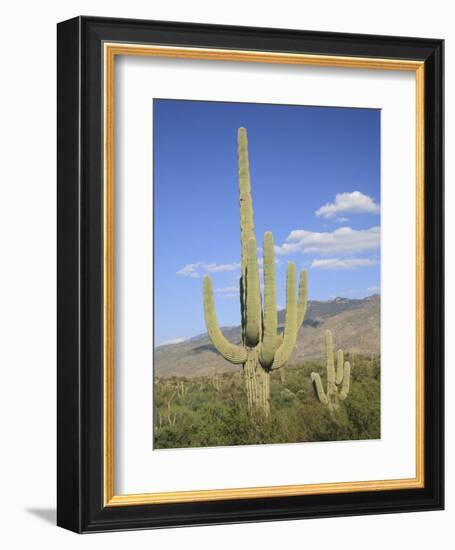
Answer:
116;57;416;494
0;0;451;548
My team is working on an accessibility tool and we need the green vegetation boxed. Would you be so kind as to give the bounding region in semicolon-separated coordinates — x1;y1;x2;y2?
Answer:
154;353;380;449
203;128;308;416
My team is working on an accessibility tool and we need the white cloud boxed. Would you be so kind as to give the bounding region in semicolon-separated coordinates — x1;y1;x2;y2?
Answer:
315;191;380;219
176;254;278;279
215;285;239;299
207;262;241;273
157;338;186;347
275;226;380;256
176;263;201;278
367;285;381;293
311;258;378;270
176;261;240;278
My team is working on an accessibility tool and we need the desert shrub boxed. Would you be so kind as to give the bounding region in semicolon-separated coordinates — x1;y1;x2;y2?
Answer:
154;354;381;449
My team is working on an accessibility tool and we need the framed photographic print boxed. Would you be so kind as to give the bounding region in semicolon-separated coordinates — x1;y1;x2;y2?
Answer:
57;16;444;532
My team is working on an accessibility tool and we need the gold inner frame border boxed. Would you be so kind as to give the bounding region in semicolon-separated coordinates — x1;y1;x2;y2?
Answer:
103;42;425;506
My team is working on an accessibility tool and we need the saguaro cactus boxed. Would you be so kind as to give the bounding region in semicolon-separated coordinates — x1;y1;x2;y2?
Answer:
311;330;351;410
203;127;308;416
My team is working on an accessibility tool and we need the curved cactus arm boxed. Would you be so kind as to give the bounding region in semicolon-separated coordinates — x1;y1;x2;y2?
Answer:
339;361;351;400
259;231;278;367
336;349;344;385
311;372;328;405
326;330;337;397
271;263;297;370
203;276;247;364
245;237;262;346
297;270;308;329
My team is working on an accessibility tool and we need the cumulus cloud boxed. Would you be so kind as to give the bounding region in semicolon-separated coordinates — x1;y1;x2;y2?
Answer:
367;285;381;293
275;226;380;256
315;191;380;219
208;263;241;273
176;261;241;278
176;264;201;278
176;253;278;279
311;258;378;270
214;285;239;298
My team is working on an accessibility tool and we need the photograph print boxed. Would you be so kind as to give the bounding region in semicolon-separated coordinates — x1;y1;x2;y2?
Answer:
153;98;381;449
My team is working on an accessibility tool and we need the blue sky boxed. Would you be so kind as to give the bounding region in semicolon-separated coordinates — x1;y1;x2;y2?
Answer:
154;99;380;345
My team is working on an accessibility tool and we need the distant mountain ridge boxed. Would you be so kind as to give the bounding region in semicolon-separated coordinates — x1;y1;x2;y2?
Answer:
155;294;380;378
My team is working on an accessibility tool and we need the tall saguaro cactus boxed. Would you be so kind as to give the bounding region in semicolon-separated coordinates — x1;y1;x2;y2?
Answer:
311;330;351;411
203;128;308;416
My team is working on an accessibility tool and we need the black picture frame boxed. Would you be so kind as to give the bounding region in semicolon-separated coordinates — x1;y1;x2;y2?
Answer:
57;16;444;533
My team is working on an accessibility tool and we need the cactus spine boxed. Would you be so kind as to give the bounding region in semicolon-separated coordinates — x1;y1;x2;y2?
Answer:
203;127;308;416
311;330;351;410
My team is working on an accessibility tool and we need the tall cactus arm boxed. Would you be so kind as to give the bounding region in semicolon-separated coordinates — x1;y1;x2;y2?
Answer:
271;263;297;370
326;330;337;396
238;127;255;344
260;231;278;367
238;127;255;274
297;270;308;329
203;276;247;364
311;373;328;405
239;275;246;343
336;349;344;385
339;361;351;400
245;237;261;346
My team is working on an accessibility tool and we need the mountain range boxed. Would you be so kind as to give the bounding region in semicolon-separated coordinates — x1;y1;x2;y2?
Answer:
155;294;380;378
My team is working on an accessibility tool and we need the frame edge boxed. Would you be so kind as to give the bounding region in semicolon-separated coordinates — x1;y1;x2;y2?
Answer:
56;16;445;532
57;16;83;534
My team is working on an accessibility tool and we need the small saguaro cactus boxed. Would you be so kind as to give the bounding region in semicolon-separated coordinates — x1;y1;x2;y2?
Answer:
311;330;351;410
176;380;186;398
203;127;308;417
211;368;221;391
